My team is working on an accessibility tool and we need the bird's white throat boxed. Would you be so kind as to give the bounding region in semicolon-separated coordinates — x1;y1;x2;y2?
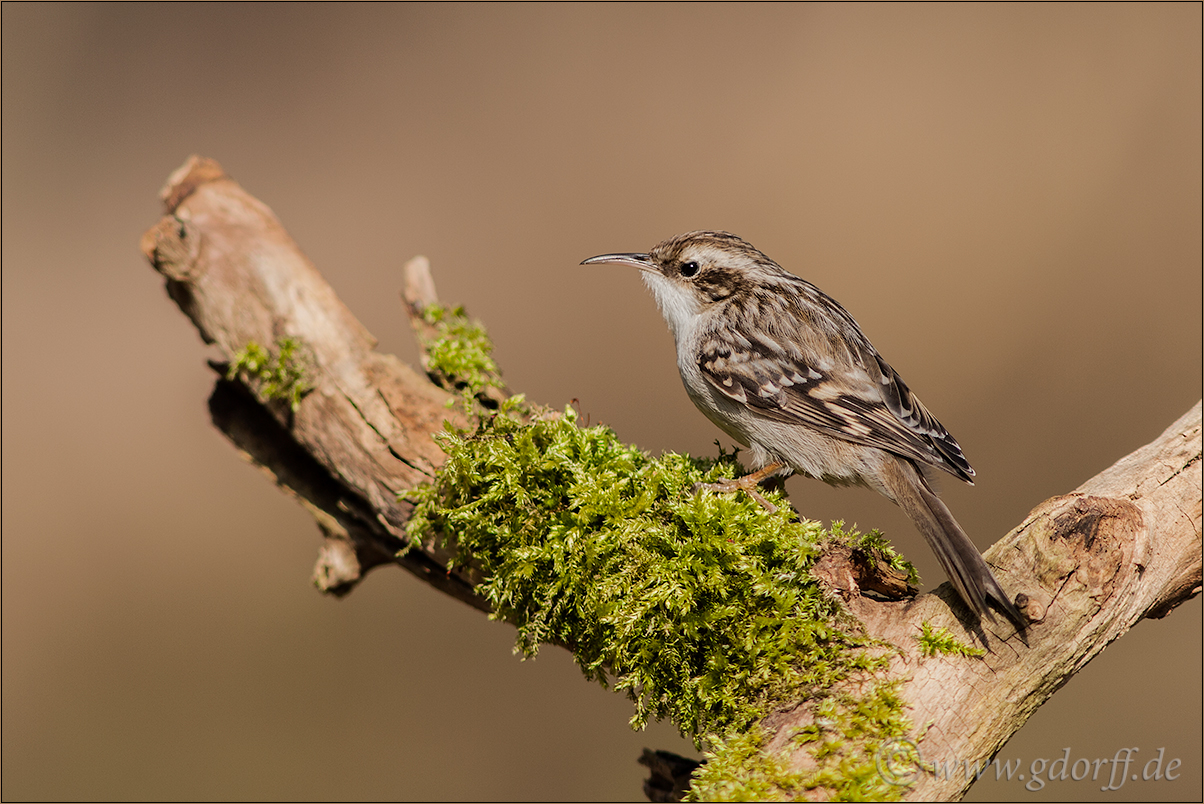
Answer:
641;270;703;345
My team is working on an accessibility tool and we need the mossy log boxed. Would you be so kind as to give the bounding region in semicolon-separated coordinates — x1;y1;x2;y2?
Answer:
142;156;1201;801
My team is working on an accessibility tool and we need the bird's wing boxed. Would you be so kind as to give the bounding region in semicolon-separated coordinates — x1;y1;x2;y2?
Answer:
697;318;975;482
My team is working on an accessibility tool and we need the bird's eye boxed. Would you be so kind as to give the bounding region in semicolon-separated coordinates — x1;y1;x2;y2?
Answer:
680;261;700;278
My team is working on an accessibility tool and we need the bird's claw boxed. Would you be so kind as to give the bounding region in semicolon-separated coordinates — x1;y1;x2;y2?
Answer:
692;478;779;513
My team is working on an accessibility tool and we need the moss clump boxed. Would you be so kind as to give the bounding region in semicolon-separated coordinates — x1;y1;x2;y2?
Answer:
687;727;806;801
418;303;505;406
787;681;912;800
916;621;986;658
227;337;312;410
407;401;850;736
403;309;914;800
853;528;921;587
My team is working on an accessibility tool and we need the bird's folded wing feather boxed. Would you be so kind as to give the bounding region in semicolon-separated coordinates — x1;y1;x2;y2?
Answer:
697;329;975;482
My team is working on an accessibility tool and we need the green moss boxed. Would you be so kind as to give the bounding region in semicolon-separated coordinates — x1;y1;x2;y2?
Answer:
852;527;921;587
403;311;916;799
417;303;505;407
788;682;912;800
227;337;312;410
688;690;913;802
686;727;806;801
916;621;986;658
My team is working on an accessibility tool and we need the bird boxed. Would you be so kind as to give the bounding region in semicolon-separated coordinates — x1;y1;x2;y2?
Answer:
582;230;1025;629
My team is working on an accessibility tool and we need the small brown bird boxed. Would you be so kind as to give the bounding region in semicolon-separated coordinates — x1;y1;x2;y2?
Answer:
583;230;1024;628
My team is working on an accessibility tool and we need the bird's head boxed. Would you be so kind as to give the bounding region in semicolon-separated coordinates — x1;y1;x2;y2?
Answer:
582;231;783;337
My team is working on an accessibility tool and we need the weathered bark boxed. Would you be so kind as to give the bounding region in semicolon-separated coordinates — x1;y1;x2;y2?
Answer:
142;156;1202;801
765;401;1201;800
141;156;482;608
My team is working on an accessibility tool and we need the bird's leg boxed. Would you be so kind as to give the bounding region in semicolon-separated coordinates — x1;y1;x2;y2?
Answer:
693;460;789;512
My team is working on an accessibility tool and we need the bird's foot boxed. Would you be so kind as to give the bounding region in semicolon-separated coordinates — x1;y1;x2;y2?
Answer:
691;461;789;513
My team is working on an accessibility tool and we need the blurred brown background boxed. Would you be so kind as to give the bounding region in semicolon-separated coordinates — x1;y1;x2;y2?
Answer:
3;4;1200;801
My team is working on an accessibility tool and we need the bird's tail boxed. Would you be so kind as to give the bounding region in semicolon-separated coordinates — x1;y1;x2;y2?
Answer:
881;459;1026;631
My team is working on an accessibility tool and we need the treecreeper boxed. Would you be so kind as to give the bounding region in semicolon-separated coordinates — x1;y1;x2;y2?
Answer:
583;230;1026;629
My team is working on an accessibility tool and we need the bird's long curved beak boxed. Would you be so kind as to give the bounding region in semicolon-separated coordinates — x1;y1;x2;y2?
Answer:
580;252;655;271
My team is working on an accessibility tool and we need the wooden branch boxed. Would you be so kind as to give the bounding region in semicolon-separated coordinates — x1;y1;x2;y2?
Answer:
142;157;1201;801
141;155;482;608
761;400;1201;800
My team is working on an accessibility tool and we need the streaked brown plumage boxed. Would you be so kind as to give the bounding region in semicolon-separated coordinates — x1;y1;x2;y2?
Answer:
583;230;1025;629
